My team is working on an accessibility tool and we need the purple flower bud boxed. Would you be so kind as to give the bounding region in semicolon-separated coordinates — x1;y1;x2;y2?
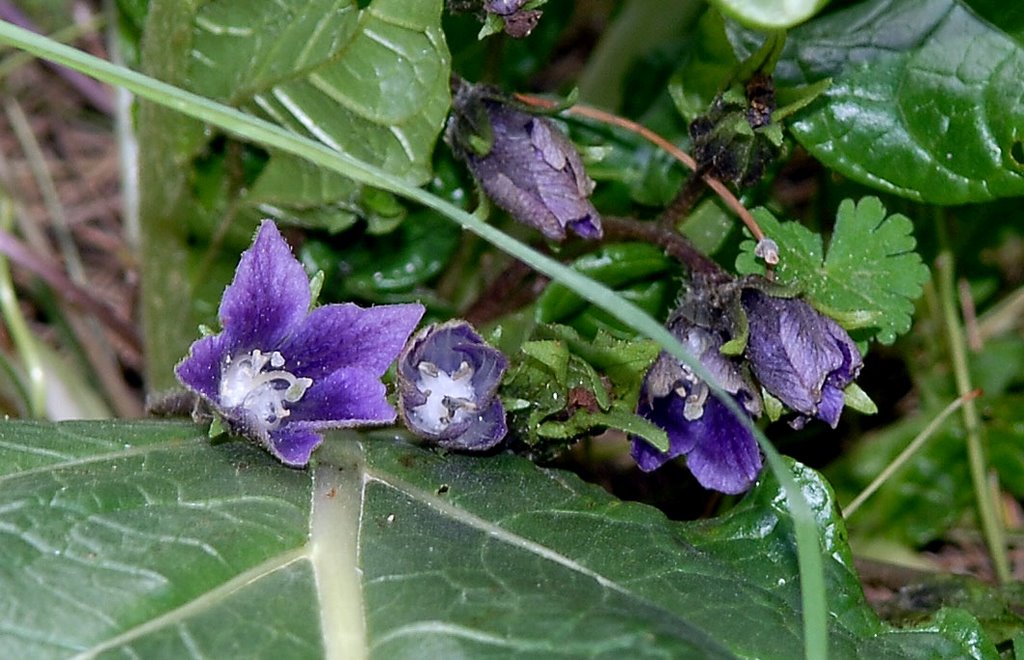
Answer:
483;0;542;37
398;320;509;450
741;288;863;429
175;220;424;467
447;82;602;241
632;322;763;494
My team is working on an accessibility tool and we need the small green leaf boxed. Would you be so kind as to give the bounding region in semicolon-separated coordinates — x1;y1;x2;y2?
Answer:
737;197;930;344
536;243;676;323
843;382;878;415
504;327;662;451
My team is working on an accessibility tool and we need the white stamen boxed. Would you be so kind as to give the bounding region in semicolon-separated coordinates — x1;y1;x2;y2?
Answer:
409;360;477;434
220;349;312;433
673;365;708;421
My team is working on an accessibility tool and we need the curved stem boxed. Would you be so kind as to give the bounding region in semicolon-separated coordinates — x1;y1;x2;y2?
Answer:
601;215;731;281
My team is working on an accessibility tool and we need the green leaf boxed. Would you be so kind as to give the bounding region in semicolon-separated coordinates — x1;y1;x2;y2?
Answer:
710;0;829;30
536;243;678;328
0;421;993;657
753;0;1024;203
504;326;666;452
187;0;448;184
736;197;930;345
299;211;462;303
134;0;450;386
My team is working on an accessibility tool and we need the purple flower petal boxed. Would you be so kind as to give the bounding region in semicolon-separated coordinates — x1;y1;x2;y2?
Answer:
742;289;862;427
219;221;310;353
683;397;762;494
397;320;508;447
816;379;846;428
633;385;761;493
278;302;425;379
175;332;232;401
289;367;397;427
632;387;699;471
174;220;424;468
448;83;601;242
437;399;508;451
265;425;324;468
631;320;763;493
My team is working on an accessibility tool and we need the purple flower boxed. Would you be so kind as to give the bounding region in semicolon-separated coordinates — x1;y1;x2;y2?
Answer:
175;220;424;467
741;288;863;429
632;322;763;494
483;0;542;37
398;320;508;450
447;82;602;242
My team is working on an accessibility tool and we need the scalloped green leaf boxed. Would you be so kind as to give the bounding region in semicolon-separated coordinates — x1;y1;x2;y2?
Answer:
0;421;993;657
744;0;1024;203
736;197;929;344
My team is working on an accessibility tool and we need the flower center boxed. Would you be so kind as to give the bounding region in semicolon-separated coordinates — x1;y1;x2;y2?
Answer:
219;349;312;432
674;366;710;421
409;360;477;434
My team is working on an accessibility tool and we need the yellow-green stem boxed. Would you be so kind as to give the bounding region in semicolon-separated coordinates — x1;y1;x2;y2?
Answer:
936;251;1010;583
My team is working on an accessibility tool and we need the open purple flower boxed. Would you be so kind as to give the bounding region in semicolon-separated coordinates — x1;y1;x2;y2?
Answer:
175;220;424;467
398;320;508;450
447;81;602;242
741;288;863;429
632;322;763;494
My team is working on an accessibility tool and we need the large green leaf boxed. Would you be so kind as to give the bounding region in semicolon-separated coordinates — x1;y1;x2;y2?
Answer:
733;0;1024;204
187;0;449;185
136;0;450;388
0;421;994;657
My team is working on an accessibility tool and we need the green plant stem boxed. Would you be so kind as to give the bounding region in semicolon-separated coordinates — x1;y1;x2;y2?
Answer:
936;251;1010;584
0;21;829;658
576;0;703;109
0;197;45;415
843;391;975;518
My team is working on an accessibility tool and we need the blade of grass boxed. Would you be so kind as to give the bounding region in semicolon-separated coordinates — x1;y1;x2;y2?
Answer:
0;195;44;415
0;21;828;658
843;390;980;518
936;250;1010;584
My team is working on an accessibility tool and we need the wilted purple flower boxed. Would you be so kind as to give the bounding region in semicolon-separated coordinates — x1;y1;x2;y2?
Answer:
447;81;602;242
175;220;424;466
398;320;508;450
483;0;542;37
741;288;863;429
632;322;763;494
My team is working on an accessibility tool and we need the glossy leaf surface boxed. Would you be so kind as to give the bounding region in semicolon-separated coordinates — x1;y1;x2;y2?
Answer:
0;421;991;657
750;0;1024;203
